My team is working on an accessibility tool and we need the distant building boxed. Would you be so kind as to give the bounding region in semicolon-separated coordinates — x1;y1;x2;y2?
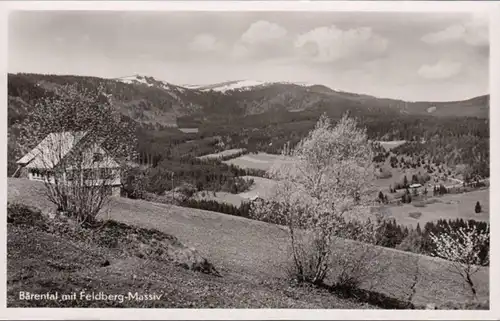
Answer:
409;183;423;195
15;131;121;196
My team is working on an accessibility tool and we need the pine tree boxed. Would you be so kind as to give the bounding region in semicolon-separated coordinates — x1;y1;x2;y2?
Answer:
475;201;482;213
416;223;422;235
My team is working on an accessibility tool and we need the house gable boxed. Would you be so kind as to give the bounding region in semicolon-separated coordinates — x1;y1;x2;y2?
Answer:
17;131;120;171
17;131;88;169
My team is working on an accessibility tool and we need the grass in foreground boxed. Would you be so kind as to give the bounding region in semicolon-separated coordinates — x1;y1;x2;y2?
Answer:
7;203;376;309
7;178;489;309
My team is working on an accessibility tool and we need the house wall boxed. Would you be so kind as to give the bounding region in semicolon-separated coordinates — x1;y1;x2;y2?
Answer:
112;186;121;197
19;167;30;179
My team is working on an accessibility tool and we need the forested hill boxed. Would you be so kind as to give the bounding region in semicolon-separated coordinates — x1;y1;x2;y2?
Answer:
7;73;489;180
8;73;489;130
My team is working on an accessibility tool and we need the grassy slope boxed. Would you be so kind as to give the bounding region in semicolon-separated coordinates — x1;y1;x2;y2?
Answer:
8;178;489;307
8;224;374;308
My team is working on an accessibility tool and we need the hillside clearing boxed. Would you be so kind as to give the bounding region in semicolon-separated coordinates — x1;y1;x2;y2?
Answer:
197;148;245;160
178;127;199;133
8;178;489;307
377;140;407;151
384;189;489;227
223;152;295;171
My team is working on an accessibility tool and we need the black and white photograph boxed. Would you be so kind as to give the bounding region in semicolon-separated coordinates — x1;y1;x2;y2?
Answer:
3;1;496;318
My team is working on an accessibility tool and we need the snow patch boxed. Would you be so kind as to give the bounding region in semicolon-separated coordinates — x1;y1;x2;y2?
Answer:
199;80;268;93
114;75;189;101
194;80;337;93
117;75;154;87
427;106;437;113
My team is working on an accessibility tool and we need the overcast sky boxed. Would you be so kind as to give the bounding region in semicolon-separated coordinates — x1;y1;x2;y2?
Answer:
8;10;489;101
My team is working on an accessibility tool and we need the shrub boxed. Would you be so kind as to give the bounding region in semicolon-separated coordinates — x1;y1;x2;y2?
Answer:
412;201;426;208
330;243;387;296
7;203;48;230
396;230;424;253
408;212;422;219
425;198;442;205
376;168;393;179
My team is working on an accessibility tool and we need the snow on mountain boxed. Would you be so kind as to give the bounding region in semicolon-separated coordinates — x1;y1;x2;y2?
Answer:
182;84;205;89
114;76;338;95
193;80;267;93
192;80;334;93
116;75;153;87
279;81;316;87
113;75;188;99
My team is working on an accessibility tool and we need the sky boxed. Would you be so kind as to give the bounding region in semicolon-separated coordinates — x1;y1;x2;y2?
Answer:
8;10;489;101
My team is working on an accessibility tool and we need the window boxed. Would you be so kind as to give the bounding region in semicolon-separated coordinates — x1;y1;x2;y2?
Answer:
31;169;41;180
93;153;104;162
31;169;46;181
100;168;113;180
83;169;94;180
104;186;113;196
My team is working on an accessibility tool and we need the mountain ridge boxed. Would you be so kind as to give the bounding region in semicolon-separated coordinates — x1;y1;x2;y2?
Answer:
7;73;489;129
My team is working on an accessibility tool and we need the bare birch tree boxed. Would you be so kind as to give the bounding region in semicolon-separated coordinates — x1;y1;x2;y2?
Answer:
252;113;381;285
16;84;137;225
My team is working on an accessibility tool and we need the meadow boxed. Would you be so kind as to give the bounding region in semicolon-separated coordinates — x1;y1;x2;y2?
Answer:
178;127;199;133
223;152;295;171
377;140;407;151
385;189;489;227
197;148;246;160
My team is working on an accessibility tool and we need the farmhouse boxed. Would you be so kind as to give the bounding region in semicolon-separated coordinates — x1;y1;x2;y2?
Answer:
409;183;424;195
15;131;121;196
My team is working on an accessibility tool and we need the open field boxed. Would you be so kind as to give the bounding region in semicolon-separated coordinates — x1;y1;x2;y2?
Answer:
384;189;489;227
8;178;489;307
192;176;278;207
238;176;277;199
223;152;295;171
197;148;245;160
374;166;426;190
178;127;199;133
377;140;407;151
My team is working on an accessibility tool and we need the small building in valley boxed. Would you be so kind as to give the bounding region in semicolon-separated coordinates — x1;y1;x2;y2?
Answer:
15;131;122;196
409;183;423;195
